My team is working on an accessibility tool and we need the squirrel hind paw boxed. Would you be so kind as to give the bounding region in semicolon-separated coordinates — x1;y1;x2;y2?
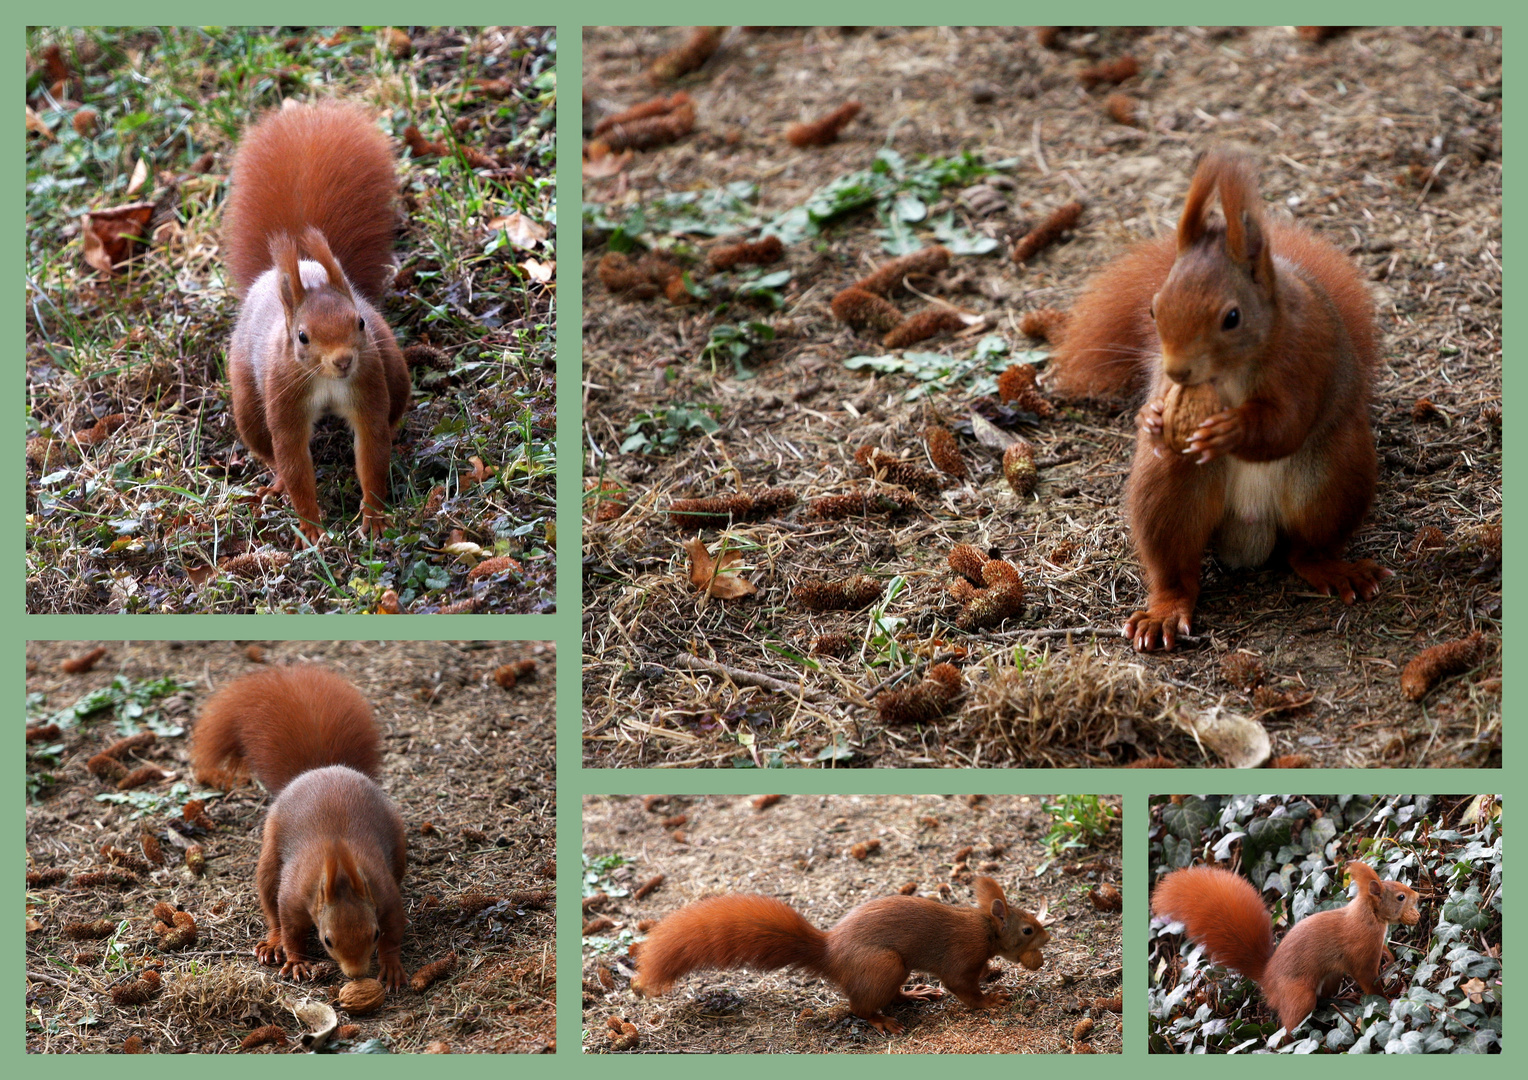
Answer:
864;1013;905;1036
1291;556;1389;605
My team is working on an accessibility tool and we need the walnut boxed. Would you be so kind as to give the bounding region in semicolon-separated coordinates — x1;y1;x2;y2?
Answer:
1161;381;1223;452
337;978;386;1015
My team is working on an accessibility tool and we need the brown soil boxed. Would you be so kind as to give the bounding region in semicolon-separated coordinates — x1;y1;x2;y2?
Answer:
24;640;555;1054
581;26;1501;769
582;793;1122;1053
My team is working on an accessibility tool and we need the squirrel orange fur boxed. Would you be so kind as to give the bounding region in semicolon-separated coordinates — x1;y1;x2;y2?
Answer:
631;876;1050;1034
1046;151;1387;650
192;665;407;989
223;101;411;545
1152;860;1419;1033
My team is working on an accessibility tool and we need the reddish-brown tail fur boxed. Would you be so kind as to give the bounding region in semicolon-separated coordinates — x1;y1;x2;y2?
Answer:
1152;866;1276;983
222;101;397;301
191;665;381;794
633;894;831;995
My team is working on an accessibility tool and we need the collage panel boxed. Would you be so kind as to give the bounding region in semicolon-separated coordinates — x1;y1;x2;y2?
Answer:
1147;794;1502;1053
582;793;1122;1053
24;640;556;1053
24;26;557;614
581;25;1500;769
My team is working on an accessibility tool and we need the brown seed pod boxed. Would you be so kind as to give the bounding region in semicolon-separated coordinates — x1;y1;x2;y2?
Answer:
664;272;694;305
184;844;206;876
1105;92;1142;127
593;92;692;136
707;234;783;270
1089;883;1123;912
1267;754;1314;769
1013;201;1084;263
101;845;151;875
1003;440;1039;498
74;870;136;888
883;307;967;349
1078;55;1139;89
753;794;782;810
1073;1017;1096;1041
1018;307;1069;341
1220;651;1266;690
86;753;129;782
668;488;797;530
156;910;197;950
27;867;68;887
219;551;293;579
64;919;118;940
980;559;1021;588
60;645;109;674
424;1042;452;1053
649;27;726;82
849;839;882;860
633;874;665;901
854;446;943;494
152;901;177;924
338;978;387;1015
807;488;918;521
957;581;1025;631
410;952;457;992
1161;381;1224;452
810;632;855;657
853;245;951;297
73;413;127;447
1125;755;1177;769
122;1035;145;1053
877;668;962;725
1401;631;1489;701
923;426;967;479
240;1025;288;1050
103;731;156;759
997;363;1055;417
786;101;862;147
601;99;698;152
117;766;165;791
830;287;904;333
583;916;616;935
794;575;884;612
609;1021;640;1051
25;722;61;742
111;977;159;1006
1095;995;1123;1013
948;577;979;603
139;832;165;867
335;1024;361;1040
949;544;989;585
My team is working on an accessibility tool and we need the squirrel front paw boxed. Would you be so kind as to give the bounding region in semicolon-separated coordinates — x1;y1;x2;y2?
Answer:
1186;407;1244;463
293;521;323;547
1137;398;1166;441
255;939;286;967
1123;601;1193;652
379;956;405;991
360;508;390;540
280;958;320;981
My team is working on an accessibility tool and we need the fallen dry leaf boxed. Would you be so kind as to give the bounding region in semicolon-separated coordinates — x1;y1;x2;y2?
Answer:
126;156;149;196
583;148;634;179
81;204;154;274
683;536;757;600
1179;706;1270;768
521;258;554;283
487;211;547;250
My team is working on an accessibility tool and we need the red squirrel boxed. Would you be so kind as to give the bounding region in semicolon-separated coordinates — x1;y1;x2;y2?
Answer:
1152;860;1420;1033
191;664;407;989
1046;151;1387;650
631;876;1050;1034
222;101;411;545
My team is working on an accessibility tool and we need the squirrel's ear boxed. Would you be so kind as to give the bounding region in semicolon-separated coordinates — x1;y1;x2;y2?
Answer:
1178;153;1220;252
988;898;1009;923
301;226;352;298
272;234;304;316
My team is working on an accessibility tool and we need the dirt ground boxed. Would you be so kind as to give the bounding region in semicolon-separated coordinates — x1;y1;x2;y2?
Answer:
24;640;556;1054
582;793;1122;1053
580;26;1501;769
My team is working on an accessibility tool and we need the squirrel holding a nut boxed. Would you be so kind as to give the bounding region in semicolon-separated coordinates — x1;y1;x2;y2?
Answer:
1047;150;1387;650
191;664;408;989
631;876;1049;1034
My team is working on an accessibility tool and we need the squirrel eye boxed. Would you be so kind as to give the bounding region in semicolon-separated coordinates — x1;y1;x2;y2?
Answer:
358;316;366;332
298;330;310;345
1222;307;1241;331
374;928;381;941
323;936;332;946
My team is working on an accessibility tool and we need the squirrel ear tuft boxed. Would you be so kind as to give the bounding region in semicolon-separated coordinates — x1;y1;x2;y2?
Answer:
272;234;304;314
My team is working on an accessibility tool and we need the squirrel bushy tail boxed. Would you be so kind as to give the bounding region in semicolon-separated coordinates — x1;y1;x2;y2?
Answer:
221;100;397;301
190;664;381;794
633;894;830;996
1151;865;1276;982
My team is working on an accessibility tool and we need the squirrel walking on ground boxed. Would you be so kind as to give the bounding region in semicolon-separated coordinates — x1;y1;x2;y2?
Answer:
191;664;408;989
631;876;1050;1034
222;101;411;545
1044;151;1387;651
1151;860;1420;1033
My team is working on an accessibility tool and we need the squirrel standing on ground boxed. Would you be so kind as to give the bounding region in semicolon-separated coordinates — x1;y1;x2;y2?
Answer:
222;101;412;545
631;876;1050;1034
1152;860;1420;1033
1045;151;1387;651
192;664;408;989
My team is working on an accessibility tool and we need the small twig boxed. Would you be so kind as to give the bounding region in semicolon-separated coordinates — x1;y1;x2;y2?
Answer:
670;654;828;702
26;970;68;987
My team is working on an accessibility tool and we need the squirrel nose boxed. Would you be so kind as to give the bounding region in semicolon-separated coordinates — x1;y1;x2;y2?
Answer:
330;351;355;376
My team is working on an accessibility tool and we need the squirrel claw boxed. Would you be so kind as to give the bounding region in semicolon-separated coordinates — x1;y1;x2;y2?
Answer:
898;984;945;1002
280;959;318;981
1124;607;1192;652
865;1014;905;1036
1292;557;1389;605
